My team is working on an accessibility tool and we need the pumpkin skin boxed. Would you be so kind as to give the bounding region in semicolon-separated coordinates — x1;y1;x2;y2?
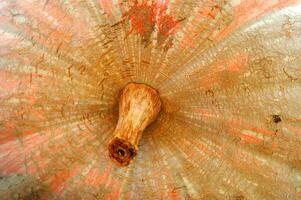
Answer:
0;0;301;199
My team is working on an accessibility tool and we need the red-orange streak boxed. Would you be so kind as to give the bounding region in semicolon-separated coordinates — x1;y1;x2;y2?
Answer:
179;0;226;48
105;182;121;200
84;164;112;187
194;108;216;122
0;72;47;145
16;0;88;45
0;132;52;174
217;0;298;40
286;125;301;137
50;165;82;193
180;138;207;163
100;0;114;16
229;119;274;136
0;144;24;174
170;190;179;200
8;5;69;50
228;126;263;145
48;133;100;193
1;1;89;58
0;70;20;93
197;53;248;89
239;134;263;144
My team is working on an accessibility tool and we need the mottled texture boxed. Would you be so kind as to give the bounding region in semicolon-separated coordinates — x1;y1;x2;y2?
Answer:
0;0;300;199
0;174;50;200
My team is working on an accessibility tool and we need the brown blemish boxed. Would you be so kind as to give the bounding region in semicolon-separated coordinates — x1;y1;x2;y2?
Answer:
272;115;282;123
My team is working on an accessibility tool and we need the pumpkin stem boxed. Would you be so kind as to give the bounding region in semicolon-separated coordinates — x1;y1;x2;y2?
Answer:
108;83;161;166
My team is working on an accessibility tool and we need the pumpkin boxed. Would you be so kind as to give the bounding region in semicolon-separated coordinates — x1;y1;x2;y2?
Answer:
0;0;300;199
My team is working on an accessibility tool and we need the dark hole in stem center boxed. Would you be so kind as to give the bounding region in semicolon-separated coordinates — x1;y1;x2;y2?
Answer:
117;148;125;157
